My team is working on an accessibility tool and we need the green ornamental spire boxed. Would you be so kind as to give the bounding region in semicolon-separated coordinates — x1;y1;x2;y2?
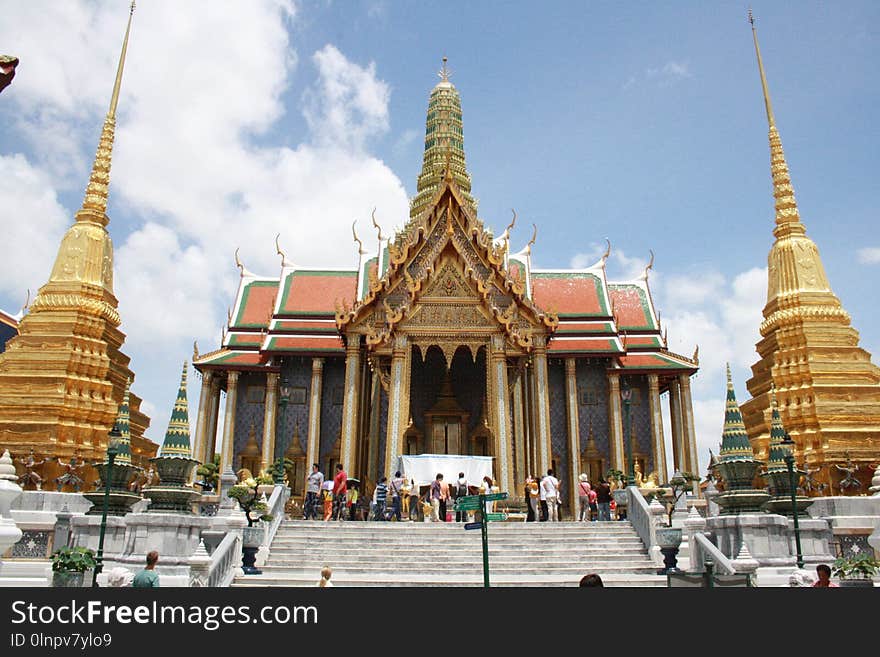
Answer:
114;378;133;465
160;361;192;458
409;57;477;220
719;364;755;462
766;388;790;473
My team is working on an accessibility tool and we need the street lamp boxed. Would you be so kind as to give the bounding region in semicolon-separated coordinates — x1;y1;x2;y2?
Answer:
781;431;804;570
621;378;633;489
274;375;291;484
92;423;121;587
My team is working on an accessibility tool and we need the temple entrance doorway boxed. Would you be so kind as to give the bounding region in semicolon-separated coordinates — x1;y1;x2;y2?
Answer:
409;344;488;457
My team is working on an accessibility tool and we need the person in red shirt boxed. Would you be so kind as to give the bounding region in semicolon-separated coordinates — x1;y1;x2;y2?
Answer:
332;464;348;521
812;563;839;587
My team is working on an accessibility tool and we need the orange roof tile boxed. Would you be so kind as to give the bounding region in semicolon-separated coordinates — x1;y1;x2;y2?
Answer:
233;280;278;328
608;284;657;330
618;353;693;370
264;336;345;353
548;338;620;354
532;272;608;316
279;270;357;316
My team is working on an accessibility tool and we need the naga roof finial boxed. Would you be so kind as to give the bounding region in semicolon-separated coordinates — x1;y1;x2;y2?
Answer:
500;208;517;245
371;207;384;243
601;238;611;266
643;249;655;279
275;233;294;268
193;339;199;360
524;223;537;255
234;248;255;278
352;221;366;256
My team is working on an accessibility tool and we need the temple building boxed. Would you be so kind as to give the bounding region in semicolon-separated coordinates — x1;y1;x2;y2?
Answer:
0;4;155;486
739;15;880;494
193;60;700;514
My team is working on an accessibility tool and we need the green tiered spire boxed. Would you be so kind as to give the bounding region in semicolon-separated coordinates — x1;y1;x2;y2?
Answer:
766;389;790;473
409;57;477;220
719;364;755;462
113;378;133;465
160;361;192;458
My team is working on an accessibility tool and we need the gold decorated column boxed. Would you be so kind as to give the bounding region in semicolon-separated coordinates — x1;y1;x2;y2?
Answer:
340;337;362;475
532;337;552;477
512;364;526;489
490;335;514;495
564;358;581;516
607;371;624;471
366;370;381;487
192;370;214;466
383;334;410;479
219;370;240;475
647;374;668;484
305;357;324;495
204;376;221;464
679;373;699;481
669;377;684;472
260;372;279;472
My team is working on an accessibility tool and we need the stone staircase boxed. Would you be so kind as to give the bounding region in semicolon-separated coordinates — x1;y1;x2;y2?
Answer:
233;520;666;587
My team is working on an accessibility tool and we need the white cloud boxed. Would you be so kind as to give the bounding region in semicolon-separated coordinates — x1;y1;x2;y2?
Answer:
0;154;69;301
569;242;647;280
857;247;880;264
626;60;692;90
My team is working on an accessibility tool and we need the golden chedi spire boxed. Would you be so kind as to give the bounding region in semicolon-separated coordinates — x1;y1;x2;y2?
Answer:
0;1;154;477
740;12;880;493
409;57;478;220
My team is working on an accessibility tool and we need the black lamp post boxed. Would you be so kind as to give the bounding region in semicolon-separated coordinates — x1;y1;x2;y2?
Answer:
781;431;804;569
274;375;291;484
621;379;633;489
92;423;121;587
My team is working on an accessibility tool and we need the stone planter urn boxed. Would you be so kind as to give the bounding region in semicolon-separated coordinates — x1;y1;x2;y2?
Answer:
52;571;85;588
655;527;682;574
241;526;264;575
612;489;628;520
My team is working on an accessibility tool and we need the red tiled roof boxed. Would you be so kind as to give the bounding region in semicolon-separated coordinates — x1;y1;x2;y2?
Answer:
198;351;270;367
555;321;615;335
624;335;663;348
532;272;608;316
608;284;656;330
618;353;693;370
279;270;357;316
227;333;263;347
271;319;338;333
264;336;345;353
233;280;278;328
548;338;620;354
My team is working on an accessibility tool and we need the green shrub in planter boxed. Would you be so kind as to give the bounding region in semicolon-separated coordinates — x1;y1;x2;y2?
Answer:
832;553;879;583
51;546;96;587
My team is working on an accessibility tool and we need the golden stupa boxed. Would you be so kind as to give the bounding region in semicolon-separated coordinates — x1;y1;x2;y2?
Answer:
0;2;155;488
740;13;880;495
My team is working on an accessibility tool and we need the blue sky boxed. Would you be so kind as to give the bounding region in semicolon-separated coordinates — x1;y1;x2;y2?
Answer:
0;1;877;476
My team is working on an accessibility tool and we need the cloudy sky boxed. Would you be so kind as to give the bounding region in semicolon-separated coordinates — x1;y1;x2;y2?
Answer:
1;1;877;476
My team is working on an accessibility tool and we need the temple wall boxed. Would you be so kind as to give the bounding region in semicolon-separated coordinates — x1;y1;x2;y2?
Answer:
547;360;569;499
575;359;610;459
628;376;654;472
318;359;345;463
232;371;266;470
277;358;314;454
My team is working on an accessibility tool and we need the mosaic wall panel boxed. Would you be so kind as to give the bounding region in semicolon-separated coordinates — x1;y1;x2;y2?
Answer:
547;360;570;499
319;359;346;462
409;346;446;435
233;371;266;470
277;358;315;456
622;375;654;473
11;530;51;558
575;359;610;460
378;391;389;476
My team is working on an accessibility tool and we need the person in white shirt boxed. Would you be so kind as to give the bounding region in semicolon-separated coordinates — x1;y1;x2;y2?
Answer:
541;469;560;522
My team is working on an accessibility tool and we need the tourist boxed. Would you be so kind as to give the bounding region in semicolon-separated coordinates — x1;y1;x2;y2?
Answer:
454;472;469;522
579;573;604;587
439;473;451;521
542;469;560;522
408;478;420;521
318;565;333;587
538;473;549;521
481;476;494;515
322;479;334;521
595;478;612;521
348;481;360;521
390;471;405;521
430;473;443;522
588;485;598;521
524;477;534;522
132;551;160;588
372;477;388;520
527;475;540;522
812;564;839;588
577;474;591;522
304;463;323;520
332;463;347;521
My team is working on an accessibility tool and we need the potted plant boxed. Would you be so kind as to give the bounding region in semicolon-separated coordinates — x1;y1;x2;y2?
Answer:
228;477;274;575
832;553;879;588
653;471;698;574
51;546;96;587
195;454;220;493
271;457;293;485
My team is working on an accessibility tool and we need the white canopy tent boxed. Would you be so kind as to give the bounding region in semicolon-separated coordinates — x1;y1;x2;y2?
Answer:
395;454;494;490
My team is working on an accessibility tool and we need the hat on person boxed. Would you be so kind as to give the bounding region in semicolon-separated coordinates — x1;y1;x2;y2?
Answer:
579;473;589;482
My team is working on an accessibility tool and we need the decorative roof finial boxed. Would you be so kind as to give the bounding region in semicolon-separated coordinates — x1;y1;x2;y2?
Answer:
275;233;294;268
438;56;451;83
370;207;384;243
601;238;611;267
193;340;199;361
352;221;366;256
524;223;537;256
693;344;699;364
749;9;775;128
500;209;517;247
643;249;655;280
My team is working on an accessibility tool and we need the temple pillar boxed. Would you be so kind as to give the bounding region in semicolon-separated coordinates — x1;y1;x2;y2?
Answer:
679;374;700;488
669;377;684;472
490;336;514;494
607;371;624;471
192;370;213;466
367;370;381;488
565;358;581;517
532;337;552;477
219;370;240;477
305;358;324;497
384;335;410;478
512;363;526;490
648;374;668;484
340;337;362;476
260;372;279;473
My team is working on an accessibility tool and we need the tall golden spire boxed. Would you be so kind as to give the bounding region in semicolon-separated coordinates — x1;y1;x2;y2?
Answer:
77;0;135;227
